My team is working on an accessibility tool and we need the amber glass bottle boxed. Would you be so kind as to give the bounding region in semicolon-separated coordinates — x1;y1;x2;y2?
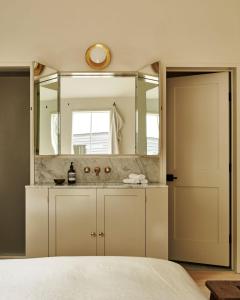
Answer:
68;162;76;184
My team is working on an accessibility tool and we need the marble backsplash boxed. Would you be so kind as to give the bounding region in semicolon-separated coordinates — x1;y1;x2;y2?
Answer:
35;155;160;184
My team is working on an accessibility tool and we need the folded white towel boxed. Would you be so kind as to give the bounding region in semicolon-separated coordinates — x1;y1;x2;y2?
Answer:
123;178;140;184
123;178;148;184
129;173;146;180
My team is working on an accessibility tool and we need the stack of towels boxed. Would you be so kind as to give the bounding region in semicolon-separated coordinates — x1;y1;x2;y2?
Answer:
123;173;148;184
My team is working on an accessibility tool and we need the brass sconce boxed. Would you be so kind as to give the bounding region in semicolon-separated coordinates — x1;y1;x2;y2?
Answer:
85;43;111;70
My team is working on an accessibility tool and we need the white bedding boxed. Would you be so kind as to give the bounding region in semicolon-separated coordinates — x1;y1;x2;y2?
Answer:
0;256;206;300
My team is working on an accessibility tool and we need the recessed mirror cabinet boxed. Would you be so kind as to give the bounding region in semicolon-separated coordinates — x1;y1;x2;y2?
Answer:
34;62;160;156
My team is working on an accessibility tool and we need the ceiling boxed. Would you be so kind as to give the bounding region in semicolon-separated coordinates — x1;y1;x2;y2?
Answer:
0;0;240;71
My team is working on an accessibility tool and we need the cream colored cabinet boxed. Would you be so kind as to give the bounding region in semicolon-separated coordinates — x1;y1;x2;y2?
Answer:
49;189;97;256
146;188;168;258
49;188;145;257
25;187;49;257
26;186;168;259
97;189;145;256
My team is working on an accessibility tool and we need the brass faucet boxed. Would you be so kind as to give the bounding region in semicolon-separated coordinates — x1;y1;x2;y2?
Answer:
94;167;101;176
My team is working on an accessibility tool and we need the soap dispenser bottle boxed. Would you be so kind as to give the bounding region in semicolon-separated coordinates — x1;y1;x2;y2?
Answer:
68;162;76;184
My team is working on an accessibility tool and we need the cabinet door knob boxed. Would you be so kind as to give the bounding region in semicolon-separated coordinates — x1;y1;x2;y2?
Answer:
98;232;104;237
90;232;96;237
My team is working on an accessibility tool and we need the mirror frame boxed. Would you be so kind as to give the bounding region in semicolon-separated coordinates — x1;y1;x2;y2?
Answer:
34;63;160;157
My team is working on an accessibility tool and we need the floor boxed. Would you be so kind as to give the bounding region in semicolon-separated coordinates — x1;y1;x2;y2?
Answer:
182;263;240;298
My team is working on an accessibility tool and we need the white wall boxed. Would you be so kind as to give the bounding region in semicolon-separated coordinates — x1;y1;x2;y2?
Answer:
0;1;239;70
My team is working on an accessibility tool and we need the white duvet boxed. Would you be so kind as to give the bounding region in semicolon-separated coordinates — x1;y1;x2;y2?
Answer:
0;256;206;300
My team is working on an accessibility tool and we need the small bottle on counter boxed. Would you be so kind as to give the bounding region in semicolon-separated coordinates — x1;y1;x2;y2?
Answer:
68;162;76;184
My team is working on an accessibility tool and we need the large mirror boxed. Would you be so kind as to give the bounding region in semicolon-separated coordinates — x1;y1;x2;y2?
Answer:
137;63;159;155
60;75;136;155
34;63;59;155
35;62;160;156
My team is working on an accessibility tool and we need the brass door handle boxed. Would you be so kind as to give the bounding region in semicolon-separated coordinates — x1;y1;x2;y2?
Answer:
98;232;104;237
90;232;96;237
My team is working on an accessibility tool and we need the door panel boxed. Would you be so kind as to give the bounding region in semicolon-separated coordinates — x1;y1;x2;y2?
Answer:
49;189;97;256
0;75;30;255
97;189;145;257
167;72;229;266
174;187;219;242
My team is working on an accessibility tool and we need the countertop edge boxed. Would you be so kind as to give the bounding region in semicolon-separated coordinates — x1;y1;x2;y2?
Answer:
25;183;168;189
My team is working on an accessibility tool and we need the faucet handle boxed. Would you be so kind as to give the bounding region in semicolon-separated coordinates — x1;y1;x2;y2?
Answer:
94;167;101;176
104;167;111;174
84;167;91;173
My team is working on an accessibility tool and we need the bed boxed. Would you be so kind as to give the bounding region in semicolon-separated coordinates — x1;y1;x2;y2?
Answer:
0;256;206;300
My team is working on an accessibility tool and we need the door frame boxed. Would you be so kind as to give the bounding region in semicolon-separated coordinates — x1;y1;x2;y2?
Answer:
160;63;240;272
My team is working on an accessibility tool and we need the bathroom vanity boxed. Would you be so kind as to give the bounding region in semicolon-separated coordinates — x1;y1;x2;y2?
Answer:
27;61;168;260
25;184;168;259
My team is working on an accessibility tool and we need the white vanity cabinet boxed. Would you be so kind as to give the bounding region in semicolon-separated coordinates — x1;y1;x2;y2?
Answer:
25;187;49;258
49;189;97;256
97;189;146;257
26;185;168;259
49;188;145;257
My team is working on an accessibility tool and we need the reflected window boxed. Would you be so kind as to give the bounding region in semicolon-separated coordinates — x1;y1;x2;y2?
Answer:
51;113;59;154
146;113;159;155
72;111;111;154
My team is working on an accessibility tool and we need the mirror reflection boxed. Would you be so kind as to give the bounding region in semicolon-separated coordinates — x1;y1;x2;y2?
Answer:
60;76;136;155
34;62;59;155
35;62;160;156
137;74;159;155
38;78;59;155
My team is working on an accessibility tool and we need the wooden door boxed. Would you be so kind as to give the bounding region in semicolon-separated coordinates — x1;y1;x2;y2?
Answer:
97;189;145;257
49;188;97;256
167;72;230;266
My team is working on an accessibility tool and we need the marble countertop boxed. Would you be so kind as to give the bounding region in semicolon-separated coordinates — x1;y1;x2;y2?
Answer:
26;182;168;189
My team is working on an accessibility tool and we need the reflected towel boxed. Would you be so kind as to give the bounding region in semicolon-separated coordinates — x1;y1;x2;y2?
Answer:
111;105;124;154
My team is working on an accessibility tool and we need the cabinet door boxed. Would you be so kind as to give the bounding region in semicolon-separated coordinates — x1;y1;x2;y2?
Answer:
97;189;145;257
49;189;97;256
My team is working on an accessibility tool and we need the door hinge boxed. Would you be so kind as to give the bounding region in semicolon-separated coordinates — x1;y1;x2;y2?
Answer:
229;92;232;102
229;163;232;173
229;234;232;244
